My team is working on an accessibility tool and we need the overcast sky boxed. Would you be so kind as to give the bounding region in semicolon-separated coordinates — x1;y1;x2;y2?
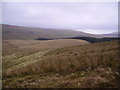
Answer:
2;2;118;34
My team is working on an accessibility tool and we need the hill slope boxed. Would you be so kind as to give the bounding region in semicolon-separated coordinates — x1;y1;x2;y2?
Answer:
3;24;104;40
3;39;89;70
3;40;120;88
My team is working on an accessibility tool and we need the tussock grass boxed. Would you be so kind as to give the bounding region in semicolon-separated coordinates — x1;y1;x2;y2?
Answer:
3;40;119;78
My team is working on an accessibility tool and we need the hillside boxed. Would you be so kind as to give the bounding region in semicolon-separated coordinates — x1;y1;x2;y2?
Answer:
3;40;120;88
2;24;104;40
3;39;89;54
3;39;89;69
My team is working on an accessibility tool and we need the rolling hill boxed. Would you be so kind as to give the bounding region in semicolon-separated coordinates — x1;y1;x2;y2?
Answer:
3;39;89;55
3;40;120;88
2;24;104;40
2;24;120;88
3;39;89;73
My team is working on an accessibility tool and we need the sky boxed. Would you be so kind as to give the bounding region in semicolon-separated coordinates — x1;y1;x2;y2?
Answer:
2;2;118;34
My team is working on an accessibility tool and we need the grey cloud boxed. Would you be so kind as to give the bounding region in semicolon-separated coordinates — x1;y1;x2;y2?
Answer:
2;2;118;34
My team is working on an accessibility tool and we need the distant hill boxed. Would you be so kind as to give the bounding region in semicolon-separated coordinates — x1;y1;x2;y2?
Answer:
2;24;104;40
101;32;119;37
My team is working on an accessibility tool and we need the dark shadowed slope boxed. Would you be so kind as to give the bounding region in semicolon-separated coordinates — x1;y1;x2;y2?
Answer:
3;24;104;40
66;37;120;43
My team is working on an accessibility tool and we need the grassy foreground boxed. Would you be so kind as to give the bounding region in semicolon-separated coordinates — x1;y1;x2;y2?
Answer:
2;40;120;88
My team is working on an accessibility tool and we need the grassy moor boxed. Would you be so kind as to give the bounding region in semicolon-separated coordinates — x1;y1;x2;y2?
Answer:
2;39;120;88
2;2;119;88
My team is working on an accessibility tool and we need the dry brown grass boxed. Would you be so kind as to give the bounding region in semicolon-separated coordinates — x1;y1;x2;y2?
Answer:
4;39;89;50
3;39;89;70
2;40;120;88
3;67;120;88
3;40;119;78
